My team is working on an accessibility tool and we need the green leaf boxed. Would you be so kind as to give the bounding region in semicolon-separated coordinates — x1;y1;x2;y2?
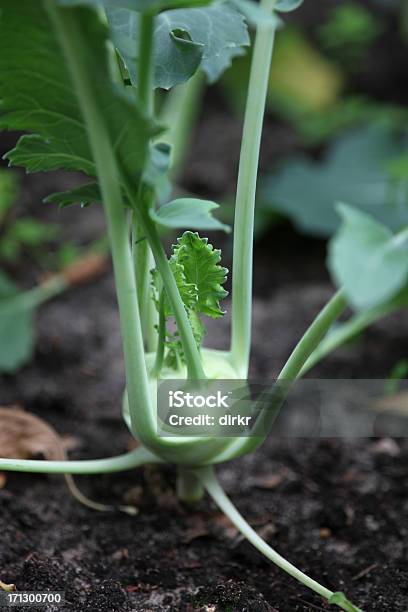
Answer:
0;1;158;180
152;261;197;317
328;592;363;612
262;125;408;237
328;203;408;310
45;183;102;208
275;0;304;12
0;273;35;373
171;231;228;318
108;8;204;90
151;232;227;368
108;4;249;89
149;198;231;232
5;135;95;176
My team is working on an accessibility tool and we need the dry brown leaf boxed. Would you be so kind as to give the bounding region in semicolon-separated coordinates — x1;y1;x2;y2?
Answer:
0;405;135;514
0;580;16;592
0;405;62;461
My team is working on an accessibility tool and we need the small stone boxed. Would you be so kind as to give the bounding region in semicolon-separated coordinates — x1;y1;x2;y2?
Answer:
371;438;400;457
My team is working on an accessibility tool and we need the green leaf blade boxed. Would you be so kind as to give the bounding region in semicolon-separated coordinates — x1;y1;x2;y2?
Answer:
328;203;408;310
0;273;35;374
0;309;35;374
0;1;158;181
108;4;249;90
151;232;228;369
44;183;102;208
149;198;231;232
171;231;228;318
0;1;93;174
5;135;95;175
262;125;408;237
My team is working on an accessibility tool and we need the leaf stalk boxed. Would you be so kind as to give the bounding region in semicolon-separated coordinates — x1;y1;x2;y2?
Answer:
230;0;278;378
0;447;162;475
43;1;154;445
197;466;359;611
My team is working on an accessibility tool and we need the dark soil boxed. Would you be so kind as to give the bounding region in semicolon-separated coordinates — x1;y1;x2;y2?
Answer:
1;5;408;608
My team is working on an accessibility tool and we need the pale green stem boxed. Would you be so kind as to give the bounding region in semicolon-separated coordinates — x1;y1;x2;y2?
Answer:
300;300;401;376
146;246;159;350
0;448;162;475
152;289;166;376
160;71;205;178
177;468;204;502
278;290;347;380
132;13;156;348
211;291;348;464
132;218;150;342
44;3;154;445
231;0;277;378
197;467;349;607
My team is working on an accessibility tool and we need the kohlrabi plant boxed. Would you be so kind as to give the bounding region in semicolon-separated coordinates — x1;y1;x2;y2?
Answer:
0;1;382;609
